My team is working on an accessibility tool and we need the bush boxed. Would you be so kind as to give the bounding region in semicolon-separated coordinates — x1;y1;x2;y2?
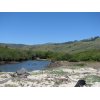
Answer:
72;50;100;61
0;45;100;62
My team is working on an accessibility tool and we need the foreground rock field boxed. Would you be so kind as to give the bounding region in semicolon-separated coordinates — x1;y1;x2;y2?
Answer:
0;61;100;87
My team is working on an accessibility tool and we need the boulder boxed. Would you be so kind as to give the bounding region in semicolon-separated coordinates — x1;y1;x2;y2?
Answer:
11;68;30;78
16;68;28;75
75;80;86;87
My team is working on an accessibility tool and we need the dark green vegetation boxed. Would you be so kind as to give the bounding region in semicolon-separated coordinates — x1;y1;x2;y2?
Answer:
0;46;31;62
0;36;100;62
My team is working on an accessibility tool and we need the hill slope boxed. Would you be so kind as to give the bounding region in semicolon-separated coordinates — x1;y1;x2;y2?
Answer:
28;36;100;53
0;36;100;53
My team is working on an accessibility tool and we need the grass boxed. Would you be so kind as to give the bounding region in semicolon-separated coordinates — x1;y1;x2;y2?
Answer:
49;70;68;76
0;72;4;75
68;63;86;69
0;75;8;78
31;69;68;76
73;63;86;66
4;84;18;87
85;75;100;83
31;71;45;75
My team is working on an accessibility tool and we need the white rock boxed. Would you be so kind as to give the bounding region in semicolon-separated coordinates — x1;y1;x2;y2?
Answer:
92;82;100;87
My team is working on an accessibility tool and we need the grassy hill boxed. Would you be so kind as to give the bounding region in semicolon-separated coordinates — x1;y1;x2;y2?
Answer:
0;36;100;53
27;36;100;53
0;36;100;62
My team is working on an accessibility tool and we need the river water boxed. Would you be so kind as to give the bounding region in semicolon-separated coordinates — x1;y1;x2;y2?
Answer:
0;60;50;72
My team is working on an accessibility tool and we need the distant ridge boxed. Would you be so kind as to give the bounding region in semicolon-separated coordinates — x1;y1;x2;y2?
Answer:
0;36;100;53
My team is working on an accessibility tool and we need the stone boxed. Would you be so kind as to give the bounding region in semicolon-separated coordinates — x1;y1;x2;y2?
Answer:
16;68;28;75
10;68;30;78
74;80;86;87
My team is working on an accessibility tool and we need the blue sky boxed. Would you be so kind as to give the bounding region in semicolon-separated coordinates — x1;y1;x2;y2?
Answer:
0;12;100;45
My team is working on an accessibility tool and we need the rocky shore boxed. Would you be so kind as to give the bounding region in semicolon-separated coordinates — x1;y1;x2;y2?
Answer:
0;61;100;87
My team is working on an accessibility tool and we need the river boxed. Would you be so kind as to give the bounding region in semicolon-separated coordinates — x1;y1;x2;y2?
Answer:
0;60;50;72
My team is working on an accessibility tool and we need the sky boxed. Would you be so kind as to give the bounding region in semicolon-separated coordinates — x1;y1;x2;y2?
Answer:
0;12;100;45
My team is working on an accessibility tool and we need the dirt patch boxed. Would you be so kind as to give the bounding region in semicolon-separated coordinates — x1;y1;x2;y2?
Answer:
49;61;100;69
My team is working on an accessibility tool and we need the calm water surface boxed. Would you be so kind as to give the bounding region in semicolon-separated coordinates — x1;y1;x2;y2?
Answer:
0;60;50;72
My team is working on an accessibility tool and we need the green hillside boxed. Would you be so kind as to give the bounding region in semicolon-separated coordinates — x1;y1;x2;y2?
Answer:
0;36;100;53
29;36;100;53
0;36;100;62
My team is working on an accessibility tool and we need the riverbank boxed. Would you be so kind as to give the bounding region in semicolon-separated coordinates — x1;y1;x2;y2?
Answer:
0;59;50;65
0;61;100;87
0;61;20;65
